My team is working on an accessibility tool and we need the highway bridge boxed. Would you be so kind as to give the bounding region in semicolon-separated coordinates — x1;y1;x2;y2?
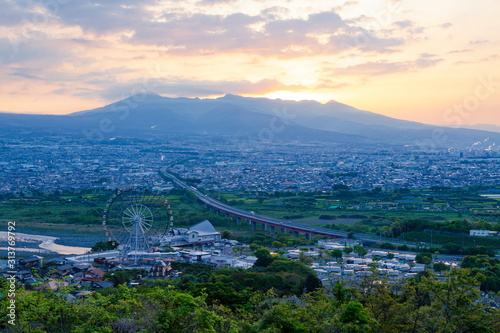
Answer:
159;167;353;240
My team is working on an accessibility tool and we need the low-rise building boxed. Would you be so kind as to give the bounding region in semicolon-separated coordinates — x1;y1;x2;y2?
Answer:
470;229;491;237
160;220;221;247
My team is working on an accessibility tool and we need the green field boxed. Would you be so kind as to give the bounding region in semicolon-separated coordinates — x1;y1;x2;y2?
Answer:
399;231;500;248
1;186;499;251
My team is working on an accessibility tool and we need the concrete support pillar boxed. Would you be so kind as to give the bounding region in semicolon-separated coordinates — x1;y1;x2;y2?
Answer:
236;217;241;225
247;219;252;225
269;225;275;236
292;231;299;238
251;221;256;232
305;233;312;240
281;228;287;234
262;223;267;231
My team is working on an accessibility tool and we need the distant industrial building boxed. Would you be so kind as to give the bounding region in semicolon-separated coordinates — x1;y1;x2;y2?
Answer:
469;229;497;237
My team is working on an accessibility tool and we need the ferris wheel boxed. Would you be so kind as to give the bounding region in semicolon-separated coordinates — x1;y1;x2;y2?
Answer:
102;189;173;263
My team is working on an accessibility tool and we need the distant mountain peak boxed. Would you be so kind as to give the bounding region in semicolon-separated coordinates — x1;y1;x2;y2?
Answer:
218;93;244;100
106;91;165;106
129;91;163;99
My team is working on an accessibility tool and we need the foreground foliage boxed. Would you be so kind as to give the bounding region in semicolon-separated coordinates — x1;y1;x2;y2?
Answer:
1;268;499;332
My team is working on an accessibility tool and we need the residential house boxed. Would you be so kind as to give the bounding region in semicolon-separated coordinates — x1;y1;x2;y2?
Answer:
48;264;74;279
81;268;105;287
149;261;172;277
18;256;43;269
35;281;69;291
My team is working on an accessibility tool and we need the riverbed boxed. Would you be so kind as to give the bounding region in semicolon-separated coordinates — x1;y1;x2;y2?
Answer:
0;231;91;255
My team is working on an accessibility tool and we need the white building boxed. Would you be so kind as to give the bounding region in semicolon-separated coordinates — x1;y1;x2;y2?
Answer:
469;229;490;237
161;220;222;247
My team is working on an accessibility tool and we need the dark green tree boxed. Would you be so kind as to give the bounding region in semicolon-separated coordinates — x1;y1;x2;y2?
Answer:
254;248;274;267
415;252;433;265
353;245;368;258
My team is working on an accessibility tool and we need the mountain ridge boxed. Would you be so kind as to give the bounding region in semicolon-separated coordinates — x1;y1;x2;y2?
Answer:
1;93;498;149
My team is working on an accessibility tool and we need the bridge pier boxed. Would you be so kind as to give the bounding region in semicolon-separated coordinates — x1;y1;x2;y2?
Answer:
305;233;312;241
292;231;298;238
269;225;275;236
251;221;256;232
262;223;267;231
236;217;241;225
281;228;287;234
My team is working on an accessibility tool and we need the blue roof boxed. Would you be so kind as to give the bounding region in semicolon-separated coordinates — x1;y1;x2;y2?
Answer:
189;220;217;233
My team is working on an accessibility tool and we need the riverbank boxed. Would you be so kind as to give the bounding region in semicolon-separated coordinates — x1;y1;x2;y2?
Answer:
0;231;91;255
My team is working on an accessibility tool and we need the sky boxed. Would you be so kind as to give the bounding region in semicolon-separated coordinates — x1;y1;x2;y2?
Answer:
1;0;499;127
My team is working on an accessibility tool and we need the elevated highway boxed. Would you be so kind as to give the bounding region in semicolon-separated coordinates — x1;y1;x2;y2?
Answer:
160;167;354;240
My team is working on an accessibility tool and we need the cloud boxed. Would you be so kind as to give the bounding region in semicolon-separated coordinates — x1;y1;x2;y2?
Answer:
314;79;348;90
469;39;489;45
97;78;305;101
9;71;41;80
53;0;160;34
448;49;472;54
393;20;413;29
127;10;405;56
0;37;76;66
0;0;35;26
197;0;238;4
261;6;291;20
129;12;262;52
343;1;359;7
3;2;410;60
329;32;403;53
329;56;442;76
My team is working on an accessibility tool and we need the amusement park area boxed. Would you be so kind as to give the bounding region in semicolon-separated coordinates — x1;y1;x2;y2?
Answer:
1;188;249;291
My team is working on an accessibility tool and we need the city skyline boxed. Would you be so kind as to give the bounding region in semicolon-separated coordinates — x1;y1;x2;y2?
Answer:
1;0;499;126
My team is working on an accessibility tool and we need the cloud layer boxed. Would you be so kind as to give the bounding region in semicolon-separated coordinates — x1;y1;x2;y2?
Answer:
0;0;498;126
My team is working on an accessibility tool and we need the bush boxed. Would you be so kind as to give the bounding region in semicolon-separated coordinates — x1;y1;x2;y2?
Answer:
379;243;396;250
415;252;433;265
319;215;336;220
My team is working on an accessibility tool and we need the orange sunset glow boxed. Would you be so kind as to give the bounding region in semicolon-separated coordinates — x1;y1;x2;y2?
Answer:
0;0;499;126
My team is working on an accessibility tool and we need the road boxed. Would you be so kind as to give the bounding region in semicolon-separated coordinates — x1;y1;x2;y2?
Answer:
160;167;367;239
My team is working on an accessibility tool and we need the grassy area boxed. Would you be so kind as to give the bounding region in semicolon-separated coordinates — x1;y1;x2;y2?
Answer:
400;231;500;248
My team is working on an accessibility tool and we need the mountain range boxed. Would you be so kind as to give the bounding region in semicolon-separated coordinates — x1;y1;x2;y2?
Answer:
1;93;498;149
